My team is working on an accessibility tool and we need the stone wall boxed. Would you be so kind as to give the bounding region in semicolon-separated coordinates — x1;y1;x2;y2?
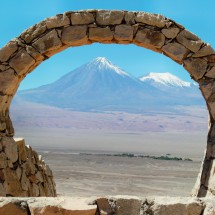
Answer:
0;196;214;215
0;10;215;196
0;138;56;197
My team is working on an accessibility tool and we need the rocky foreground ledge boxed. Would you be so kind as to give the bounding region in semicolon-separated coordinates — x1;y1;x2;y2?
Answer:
0;137;56;197
0;196;214;215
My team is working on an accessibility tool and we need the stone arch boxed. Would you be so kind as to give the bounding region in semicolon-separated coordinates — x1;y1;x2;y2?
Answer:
0;10;215;197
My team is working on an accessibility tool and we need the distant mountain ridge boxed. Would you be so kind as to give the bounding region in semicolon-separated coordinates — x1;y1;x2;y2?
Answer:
140;72;193;88
15;57;204;113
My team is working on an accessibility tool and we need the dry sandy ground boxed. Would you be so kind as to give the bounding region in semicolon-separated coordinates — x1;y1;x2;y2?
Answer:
14;127;207;197
41;152;201;197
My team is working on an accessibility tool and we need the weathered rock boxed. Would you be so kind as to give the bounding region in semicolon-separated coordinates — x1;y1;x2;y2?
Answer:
62;25;88;46
5;114;14;137
2;136;18;163
16;167;22;180
161;27;180;39
0;69;18;94
16;138;28;162
22;159;36;176
205;67;215;79
162;42;189;62
71;12;95;25
134;28;165;51
116;198;142;215
184;58;208;80
151;197;204;215
3;167;23;196
9;49;36;75
0;199;28;215
124;12;135;25
203;198;215;215
135;12;166;28
28;174;39;184
35;171;44;183
114;25;133;42
32;29;62;56
29;183;40;197
25;45;45;62
0;41;18;62
0;153;7;169
21;171;30;191
45;14;70;29
0;64;10;72
89;27;113;42
199;80;215;101
176;29;203;53
208;55;215;63
21;21;47;43
192;44;215;58
0;183;5;196
96;10;124;25
28;197;97;215
97;198;114;215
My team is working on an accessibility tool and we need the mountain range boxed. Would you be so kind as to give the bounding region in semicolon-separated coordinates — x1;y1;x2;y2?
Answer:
14;57;204;113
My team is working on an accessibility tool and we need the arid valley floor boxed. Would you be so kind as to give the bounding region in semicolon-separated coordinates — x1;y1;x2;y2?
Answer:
15;127;207;197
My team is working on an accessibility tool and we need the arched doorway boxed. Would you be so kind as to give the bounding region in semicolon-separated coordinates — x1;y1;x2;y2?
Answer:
0;10;214;197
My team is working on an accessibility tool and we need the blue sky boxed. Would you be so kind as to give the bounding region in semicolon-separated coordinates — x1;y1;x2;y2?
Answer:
1;0;215;90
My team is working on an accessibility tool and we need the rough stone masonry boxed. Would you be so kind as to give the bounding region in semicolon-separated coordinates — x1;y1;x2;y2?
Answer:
0;10;215;197
0;138;56;197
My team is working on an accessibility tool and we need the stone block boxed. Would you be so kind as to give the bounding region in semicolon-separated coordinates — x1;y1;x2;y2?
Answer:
9;49;36;76
16;138;28;162
205;67;215;79
135;12;166;28
32;29;62;56
2;136;18;163
3;168;23;197
21;171;30;191
0;199;28;215
151;197;204;215
124;12;135;25
203;198;215;215
162;42;189;62
116;198;141;215
28;197;97;215
22;159;36;176
25;46;44;62
45;14;70;29
97;198;114;215
0;183;6;196
192;44;215;58
89;27;113;42
96;10;124;25
134;28;165;51
0;153;7;169
0;69;19;95
62;25;88;46
0;41;18;62
71;12;95;25
176;29;203;53
199;79;215;101
183;58;208;80
21;21;47;43
114;25;134;42
161;27;180;39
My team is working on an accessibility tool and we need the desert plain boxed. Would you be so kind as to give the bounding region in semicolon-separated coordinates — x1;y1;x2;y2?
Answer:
14;127;206;197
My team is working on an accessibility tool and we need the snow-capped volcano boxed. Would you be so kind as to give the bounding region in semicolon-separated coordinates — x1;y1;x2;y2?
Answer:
16;58;203;113
88;57;129;77
140;72;193;88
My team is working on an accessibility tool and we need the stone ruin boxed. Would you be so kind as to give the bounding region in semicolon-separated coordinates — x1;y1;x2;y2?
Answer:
0;137;56;197
0;8;214;205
